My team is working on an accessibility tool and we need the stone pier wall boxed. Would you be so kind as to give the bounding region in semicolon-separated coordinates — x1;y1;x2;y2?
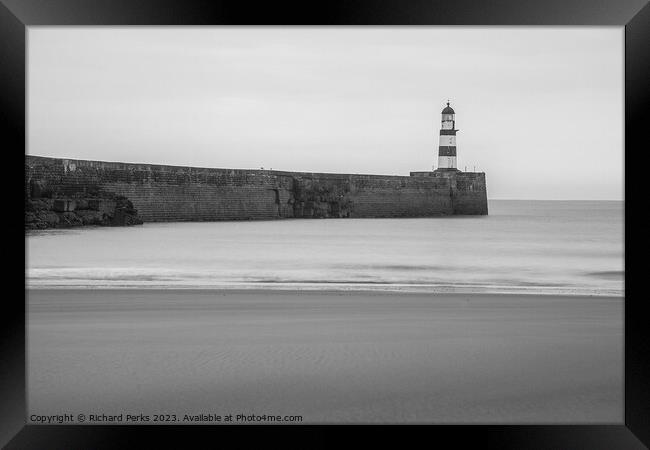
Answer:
25;155;488;228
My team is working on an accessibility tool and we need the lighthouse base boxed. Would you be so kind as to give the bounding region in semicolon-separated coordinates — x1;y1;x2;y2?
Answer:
410;168;460;177
409;169;488;215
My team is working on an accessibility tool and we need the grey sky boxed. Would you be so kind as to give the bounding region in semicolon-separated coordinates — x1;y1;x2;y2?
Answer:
28;27;623;200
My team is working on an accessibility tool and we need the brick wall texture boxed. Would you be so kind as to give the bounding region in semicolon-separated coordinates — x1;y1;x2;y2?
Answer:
25;155;488;222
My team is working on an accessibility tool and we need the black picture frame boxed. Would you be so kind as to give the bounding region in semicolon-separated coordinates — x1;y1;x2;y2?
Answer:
3;1;648;448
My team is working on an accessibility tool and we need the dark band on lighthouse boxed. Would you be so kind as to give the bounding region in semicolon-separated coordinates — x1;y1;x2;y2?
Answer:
437;101;457;170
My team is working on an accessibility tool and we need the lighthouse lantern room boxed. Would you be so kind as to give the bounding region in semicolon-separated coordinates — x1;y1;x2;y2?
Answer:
437;101;458;170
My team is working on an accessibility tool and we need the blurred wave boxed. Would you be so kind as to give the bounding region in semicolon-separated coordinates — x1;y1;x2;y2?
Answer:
26;200;624;296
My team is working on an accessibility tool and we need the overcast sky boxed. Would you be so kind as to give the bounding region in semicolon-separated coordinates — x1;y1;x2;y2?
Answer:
28;27;623;200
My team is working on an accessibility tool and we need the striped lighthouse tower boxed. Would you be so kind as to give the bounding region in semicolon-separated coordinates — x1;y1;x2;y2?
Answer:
437;101;458;170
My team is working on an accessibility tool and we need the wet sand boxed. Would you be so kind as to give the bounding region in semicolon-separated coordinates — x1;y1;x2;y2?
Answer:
27;289;623;424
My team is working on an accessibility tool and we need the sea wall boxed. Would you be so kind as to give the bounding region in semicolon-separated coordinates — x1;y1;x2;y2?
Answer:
25;155;487;228
451;172;489;215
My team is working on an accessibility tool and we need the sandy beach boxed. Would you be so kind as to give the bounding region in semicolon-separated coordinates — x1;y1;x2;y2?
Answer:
27;289;623;424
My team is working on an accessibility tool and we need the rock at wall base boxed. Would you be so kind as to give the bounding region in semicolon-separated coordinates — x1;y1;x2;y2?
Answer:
109;196;144;226
76;210;107;226
110;209;144;226
25;195;143;230
52;199;76;213
59;211;84;227
24;210;60;229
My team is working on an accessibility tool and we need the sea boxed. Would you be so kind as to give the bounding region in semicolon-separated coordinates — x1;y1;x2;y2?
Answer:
26;200;624;422
26;200;624;297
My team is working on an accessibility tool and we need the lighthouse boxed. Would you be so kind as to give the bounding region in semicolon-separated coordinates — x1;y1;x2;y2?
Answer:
436;101;458;171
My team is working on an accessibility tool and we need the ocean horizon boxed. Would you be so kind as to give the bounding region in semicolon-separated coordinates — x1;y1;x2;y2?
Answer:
26;200;624;296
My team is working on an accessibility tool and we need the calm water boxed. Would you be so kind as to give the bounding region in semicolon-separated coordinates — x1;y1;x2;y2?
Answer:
26;200;624;296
